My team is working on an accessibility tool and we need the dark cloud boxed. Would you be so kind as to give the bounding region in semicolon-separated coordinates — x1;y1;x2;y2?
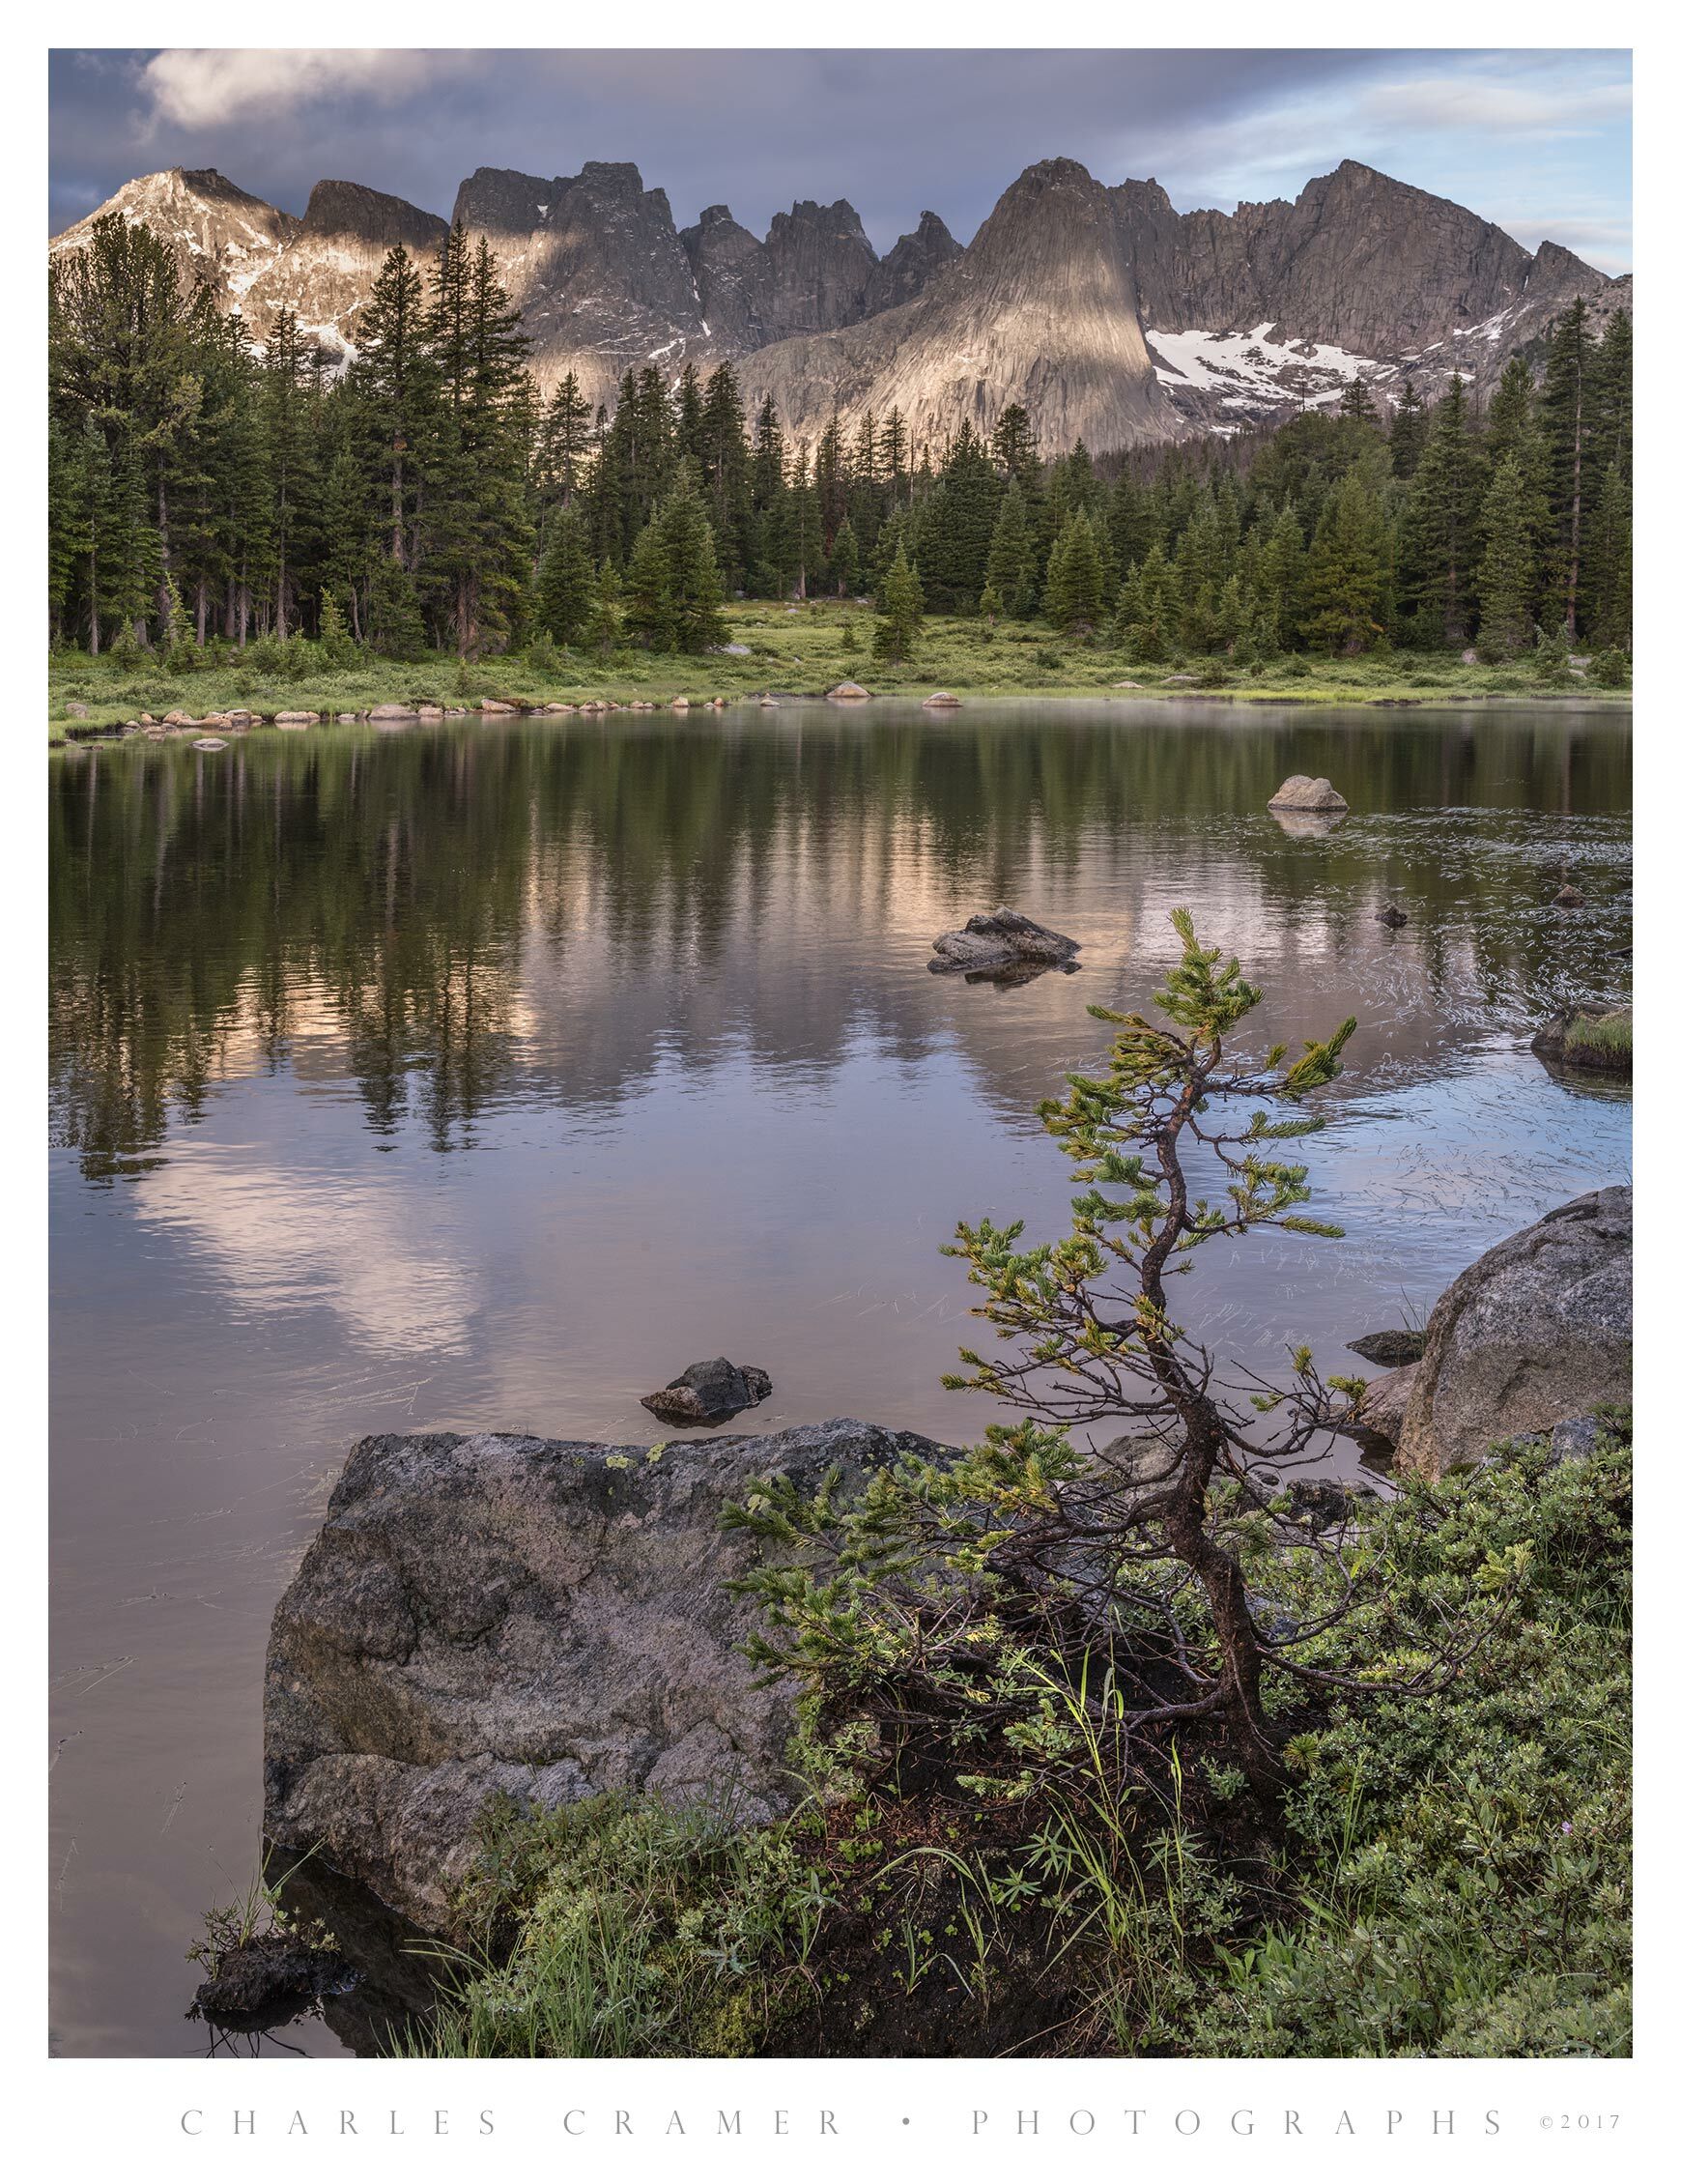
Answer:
48;47;1631;273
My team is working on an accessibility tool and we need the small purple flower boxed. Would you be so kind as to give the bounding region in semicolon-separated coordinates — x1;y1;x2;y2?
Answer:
1561;1822;1574;1836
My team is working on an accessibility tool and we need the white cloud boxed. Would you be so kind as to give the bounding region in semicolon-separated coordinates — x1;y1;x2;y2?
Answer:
139;48;441;134
1359;73;1631;141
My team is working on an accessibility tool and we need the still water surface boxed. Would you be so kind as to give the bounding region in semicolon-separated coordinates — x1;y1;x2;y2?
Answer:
49;701;1631;2054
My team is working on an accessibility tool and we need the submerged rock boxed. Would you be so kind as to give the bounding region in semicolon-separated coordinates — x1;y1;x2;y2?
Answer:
929;906;1081;979
1269;808;1346;838
922;690;961;708
263;1421;947;1930
641;1357;771;1426
1347;1328;1428;1367
1389;1187;1631;1479
1375;905;1409;929
1268;774;1349;814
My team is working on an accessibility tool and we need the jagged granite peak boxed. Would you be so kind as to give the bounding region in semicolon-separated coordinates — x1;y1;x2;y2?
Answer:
741;157;1168;457
682;195;893;352
864;211;965;316
678;203;773;349
450;164;557;238
1108;158;1625;435
757;198;878;341
451;160;713;405
300;179;447;254
49;166;299;303
54;152;1629;451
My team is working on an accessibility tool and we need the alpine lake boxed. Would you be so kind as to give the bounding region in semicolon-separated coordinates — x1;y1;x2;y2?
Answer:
48;696;1632;2055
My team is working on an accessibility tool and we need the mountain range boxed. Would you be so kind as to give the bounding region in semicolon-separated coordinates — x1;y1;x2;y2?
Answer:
50;154;1631;456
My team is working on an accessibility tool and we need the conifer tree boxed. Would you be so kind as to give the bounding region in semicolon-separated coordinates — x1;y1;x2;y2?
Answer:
1041;506;1106;633
654;460;729;652
1400;377;1486;647
871;543;924;664
1338;376;1379;427
1582;461;1632;651
984;479;1037;618
1539;299;1602;639
367;552;426;660
533;502;599;647
698;362;754;590
916;417;1001;611
748;395;788;589
1387;380;1428;479
878;409;910;509
1304;471;1387;653
1106;472;1154;587
1259;501;1307;650
828;517;860;598
1116;543;1182;662
536;370;594;529
623;518;676;650
355;243;435;572
776;446;823;600
1473;454;1540;660
318;589;357;666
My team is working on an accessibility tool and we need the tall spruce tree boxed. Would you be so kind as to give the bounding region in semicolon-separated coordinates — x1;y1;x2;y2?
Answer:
1041;506;1106;632
984;480;1037;618
1304;471;1387;653
1473;454;1540;660
533;502;598;647
1400;377;1486;647
872;544;925;664
1387;380;1428;479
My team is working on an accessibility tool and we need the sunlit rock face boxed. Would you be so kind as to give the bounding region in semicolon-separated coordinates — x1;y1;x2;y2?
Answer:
53;153;1628;450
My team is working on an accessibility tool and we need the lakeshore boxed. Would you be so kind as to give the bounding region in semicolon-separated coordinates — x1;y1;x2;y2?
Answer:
46;603;1632;743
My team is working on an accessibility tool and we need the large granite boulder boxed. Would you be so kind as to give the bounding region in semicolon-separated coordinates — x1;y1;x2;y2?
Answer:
264;1419;939;1931
1392;1187;1631;1479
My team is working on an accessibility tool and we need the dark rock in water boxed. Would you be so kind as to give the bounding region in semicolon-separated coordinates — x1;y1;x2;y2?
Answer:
264;1420;950;1931
929;905;1081;978
1347;1328;1427;1367
1554;883;1586;906
192;1934;353;2029
1375;905;1409;928
641;1357;771;1426
1390;1186;1631;1479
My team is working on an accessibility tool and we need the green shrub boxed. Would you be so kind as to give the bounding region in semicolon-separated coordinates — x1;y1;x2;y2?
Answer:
1593;647;1631;689
1563;1010;1632;1071
395;1793;827;2058
1184;1427;1631;2057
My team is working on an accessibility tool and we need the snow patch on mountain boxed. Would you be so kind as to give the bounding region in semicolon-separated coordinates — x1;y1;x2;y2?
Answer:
1146;323;1387;410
